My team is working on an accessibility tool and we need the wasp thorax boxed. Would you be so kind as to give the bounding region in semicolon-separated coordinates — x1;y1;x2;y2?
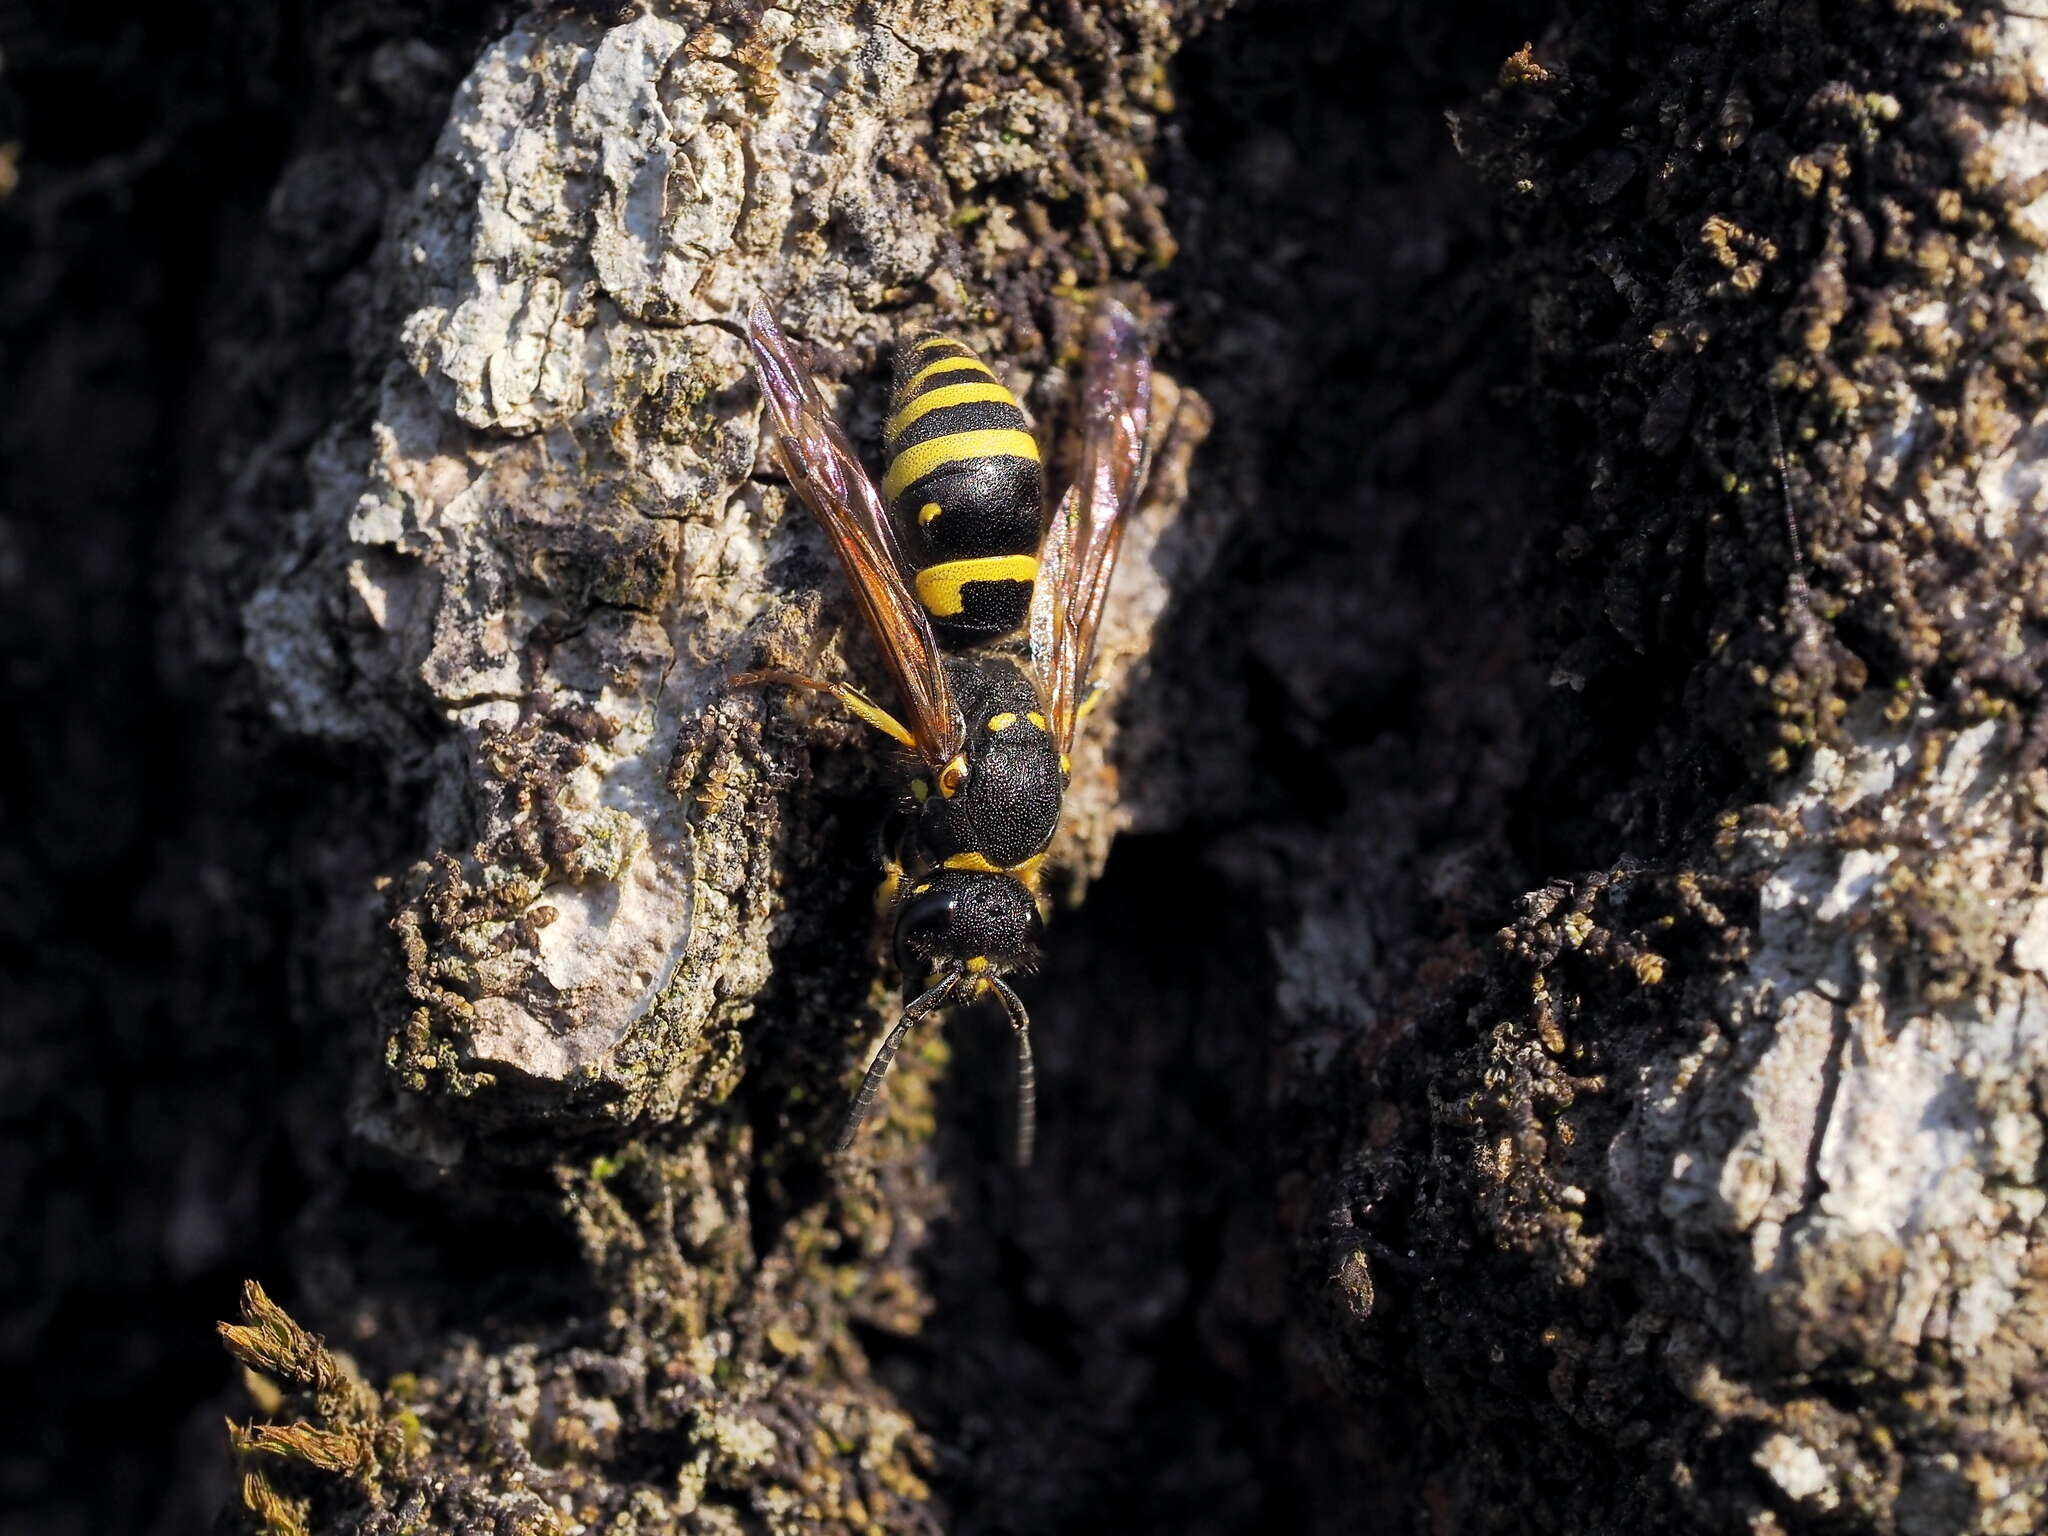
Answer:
895;869;1043;976
917;656;1062;868
918;722;1060;867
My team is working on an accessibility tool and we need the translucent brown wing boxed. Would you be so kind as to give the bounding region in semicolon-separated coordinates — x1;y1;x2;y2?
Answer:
1029;299;1153;755
746;303;963;764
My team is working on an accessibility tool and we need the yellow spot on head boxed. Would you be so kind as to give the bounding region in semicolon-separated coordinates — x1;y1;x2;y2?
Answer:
914;554;1039;618
966;956;991;973
987;712;1018;733
1026;711;1046;730
918;501;943;526
938;754;968;798
942;852;1003;873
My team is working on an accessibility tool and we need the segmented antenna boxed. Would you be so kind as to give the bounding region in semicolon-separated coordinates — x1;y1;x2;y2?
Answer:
988;977;1038;1169
836;974;961;1153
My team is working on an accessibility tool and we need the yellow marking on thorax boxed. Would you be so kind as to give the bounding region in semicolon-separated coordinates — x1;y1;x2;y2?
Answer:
965;955;991;973
914;555;1040;618
1026;711;1047;730
883;429;1039;502
885;381;1018;444
918;502;944;525
903;355;995;394
942;850;1049;880
986;711;1018;732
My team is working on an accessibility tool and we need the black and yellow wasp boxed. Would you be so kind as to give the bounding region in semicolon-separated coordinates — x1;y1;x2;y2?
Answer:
737;298;1152;1166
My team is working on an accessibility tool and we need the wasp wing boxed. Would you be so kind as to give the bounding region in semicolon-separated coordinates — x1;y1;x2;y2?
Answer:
746;303;963;764
1029;299;1153;756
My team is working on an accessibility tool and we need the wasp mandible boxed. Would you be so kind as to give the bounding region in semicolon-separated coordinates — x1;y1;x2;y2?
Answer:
737;298;1153;1166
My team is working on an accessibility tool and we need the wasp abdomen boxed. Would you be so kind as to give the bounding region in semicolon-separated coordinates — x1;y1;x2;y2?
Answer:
884;335;1043;640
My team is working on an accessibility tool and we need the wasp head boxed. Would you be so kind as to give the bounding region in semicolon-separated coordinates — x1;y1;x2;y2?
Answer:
893;868;1042;980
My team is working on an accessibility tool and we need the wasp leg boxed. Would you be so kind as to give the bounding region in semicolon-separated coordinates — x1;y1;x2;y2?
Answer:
872;805;919;868
836;973;962;1154
872;811;919;922
875;854;906;923
1009;851;1053;924
988;976;1037;1169
729;668;919;751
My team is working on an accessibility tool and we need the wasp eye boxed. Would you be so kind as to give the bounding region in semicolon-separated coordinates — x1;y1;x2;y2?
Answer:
937;754;968;798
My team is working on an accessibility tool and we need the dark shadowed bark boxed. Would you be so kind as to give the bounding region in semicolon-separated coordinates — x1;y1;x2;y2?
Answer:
7;0;2048;1533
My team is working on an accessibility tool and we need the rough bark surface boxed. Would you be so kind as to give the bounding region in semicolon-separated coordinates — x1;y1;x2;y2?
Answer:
207;2;1224;1531
1308;3;2048;1532
246;0;1214;1147
13;0;2048;1533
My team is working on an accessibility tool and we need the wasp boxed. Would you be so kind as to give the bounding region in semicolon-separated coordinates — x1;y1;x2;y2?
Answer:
737;297;1153;1166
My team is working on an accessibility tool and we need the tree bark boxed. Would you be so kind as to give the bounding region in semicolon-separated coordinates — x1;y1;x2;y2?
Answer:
215;2;1226;1532
12;0;2048;1532
1303;3;2048;1532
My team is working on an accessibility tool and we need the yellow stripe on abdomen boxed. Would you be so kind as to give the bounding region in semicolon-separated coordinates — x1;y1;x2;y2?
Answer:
882;428;1040;502
914;555;1039;617
885;381;1019;444
902;355;996;394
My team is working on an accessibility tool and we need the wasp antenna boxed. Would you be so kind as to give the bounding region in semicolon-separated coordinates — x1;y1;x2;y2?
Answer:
988;976;1038;1169
1764;394;1816;629
836;973;961;1155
